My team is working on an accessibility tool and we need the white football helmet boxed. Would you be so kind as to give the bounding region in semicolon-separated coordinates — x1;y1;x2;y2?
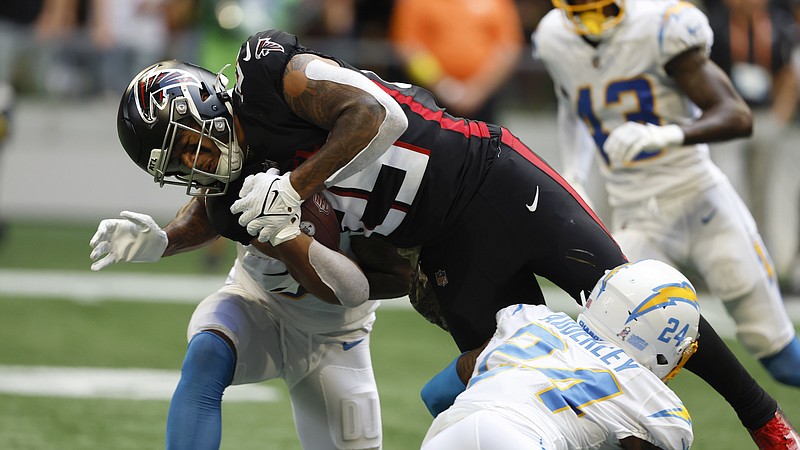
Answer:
577;259;700;382
551;0;626;41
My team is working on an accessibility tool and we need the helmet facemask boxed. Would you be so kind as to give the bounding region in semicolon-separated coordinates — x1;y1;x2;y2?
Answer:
552;0;625;42
146;81;242;197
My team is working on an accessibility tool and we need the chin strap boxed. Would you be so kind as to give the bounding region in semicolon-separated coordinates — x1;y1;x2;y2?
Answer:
579;289;589;307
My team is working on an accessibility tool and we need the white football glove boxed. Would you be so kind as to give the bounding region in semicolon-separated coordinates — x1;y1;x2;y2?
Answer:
604;122;684;168
230;168;302;243
89;211;168;271
270;220;302;246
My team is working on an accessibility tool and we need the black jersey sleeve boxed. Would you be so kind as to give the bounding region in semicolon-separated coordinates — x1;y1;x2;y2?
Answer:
232;30;337;170
235;30;297;109
206;194;252;245
204;164;267;245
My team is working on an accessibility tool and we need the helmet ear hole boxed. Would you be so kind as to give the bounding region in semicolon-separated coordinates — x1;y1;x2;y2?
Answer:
656;354;668;365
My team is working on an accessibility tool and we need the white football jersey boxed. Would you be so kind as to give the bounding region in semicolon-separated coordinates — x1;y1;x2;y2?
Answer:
535;0;727;206
429;305;692;449
226;242;378;334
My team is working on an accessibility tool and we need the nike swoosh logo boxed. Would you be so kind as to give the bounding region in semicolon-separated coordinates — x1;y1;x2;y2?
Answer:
342;339;365;351
526;186;540;212
700;208;717;224
259;179;281;215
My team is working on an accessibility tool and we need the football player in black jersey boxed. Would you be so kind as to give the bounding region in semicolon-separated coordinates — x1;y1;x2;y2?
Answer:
110;29;796;447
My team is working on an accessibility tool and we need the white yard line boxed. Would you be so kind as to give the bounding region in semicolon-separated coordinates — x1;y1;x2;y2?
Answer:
2;269;800;339
0;269;226;304
0;268;413;308
0;365;280;402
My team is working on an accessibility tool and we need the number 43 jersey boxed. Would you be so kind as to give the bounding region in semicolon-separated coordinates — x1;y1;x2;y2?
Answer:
535;0;727;207
443;305;693;449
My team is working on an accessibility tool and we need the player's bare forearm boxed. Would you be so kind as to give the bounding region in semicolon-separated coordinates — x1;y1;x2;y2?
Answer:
456;341;489;385
162;197;220;257
283;53;387;198
667;47;752;144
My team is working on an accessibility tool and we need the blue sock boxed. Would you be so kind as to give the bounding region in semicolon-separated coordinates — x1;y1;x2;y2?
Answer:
760;336;800;387
166;331;235;450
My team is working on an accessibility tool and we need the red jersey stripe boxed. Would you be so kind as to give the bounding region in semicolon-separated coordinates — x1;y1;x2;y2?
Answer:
375;83;492;139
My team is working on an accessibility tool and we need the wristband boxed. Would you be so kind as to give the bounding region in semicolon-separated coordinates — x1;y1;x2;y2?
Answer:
420;352;467;417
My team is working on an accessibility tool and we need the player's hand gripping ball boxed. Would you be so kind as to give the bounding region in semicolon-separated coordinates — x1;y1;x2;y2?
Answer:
300;193;340;251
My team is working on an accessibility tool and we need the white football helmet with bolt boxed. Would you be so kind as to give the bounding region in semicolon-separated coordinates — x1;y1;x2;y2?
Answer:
578;259;700;382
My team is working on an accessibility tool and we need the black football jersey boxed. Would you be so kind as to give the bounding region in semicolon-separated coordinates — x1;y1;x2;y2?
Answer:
230;29;500;247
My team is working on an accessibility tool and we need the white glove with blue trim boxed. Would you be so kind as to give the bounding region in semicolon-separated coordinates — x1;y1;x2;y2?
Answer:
604;122;684;168
89;211;168;271
230;168;302;244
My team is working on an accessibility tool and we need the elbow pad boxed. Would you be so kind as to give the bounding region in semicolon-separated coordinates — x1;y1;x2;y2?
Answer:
308;239;370;307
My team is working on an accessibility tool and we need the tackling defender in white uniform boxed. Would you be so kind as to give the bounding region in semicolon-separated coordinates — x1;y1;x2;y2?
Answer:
534;0;800;388
187;239;381;449
90;206;382;450
422;260;697;449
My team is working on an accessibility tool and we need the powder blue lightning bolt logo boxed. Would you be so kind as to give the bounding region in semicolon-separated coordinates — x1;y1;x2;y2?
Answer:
626;282;699;324
594;263;631;298
650;404;692;425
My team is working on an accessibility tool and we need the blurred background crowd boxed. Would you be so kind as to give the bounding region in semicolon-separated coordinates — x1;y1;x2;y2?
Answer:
0;1;558;107
2;0;800;290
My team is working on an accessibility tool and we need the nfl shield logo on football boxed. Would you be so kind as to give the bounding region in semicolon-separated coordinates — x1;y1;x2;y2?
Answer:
435;270;448;287
312;193;330;215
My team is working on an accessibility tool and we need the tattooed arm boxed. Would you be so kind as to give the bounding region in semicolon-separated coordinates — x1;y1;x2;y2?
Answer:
282;53;408;199
162;197;221;256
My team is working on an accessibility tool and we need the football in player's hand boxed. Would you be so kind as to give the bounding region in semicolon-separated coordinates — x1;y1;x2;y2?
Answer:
300;193;340;251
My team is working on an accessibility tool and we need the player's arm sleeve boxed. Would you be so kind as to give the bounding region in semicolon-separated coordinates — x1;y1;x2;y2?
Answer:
285;58;408;193
308;62;409;187
659;3;714;64
271;233;370;306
